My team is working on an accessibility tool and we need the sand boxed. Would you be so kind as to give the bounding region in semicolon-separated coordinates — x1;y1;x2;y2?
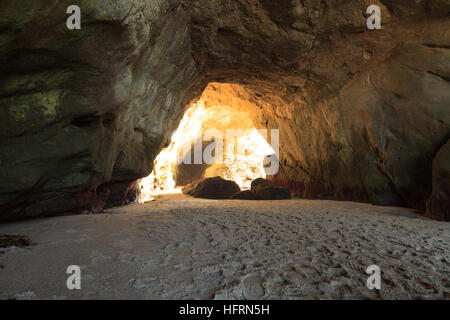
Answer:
0;194;448;300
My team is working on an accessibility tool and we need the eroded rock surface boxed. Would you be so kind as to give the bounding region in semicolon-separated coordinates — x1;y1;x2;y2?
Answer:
427;140;450;221
0;1;449;220
231;190;258;200
182;176;241;199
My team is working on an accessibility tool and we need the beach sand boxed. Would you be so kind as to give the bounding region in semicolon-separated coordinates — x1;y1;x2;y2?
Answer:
0;194;448;300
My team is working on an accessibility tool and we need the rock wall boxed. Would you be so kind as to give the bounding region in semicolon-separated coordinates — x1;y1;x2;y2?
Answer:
0;0;202;220
0;0;448;221
427;140;450;221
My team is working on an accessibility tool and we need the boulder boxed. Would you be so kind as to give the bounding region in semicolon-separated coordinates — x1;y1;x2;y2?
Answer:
231;190;258;200
0;235;35;248
426;140;450;221
255;186;291;200
230;178;291;200
251;178;274;192
251;178;291;199
182;176;240;199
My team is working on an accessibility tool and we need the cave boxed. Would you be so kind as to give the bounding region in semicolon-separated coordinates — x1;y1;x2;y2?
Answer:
138;82;280;201
0;0;449;301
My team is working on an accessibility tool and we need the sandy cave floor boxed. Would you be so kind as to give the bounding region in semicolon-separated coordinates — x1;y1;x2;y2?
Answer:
0;194;449;300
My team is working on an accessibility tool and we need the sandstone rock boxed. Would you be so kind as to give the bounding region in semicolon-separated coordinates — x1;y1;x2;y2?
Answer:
231;190;258;200
252;178;291;200
251;178;274;192
255;186;291;200
0;0;200;220
0;235;35;248
0;0;448;220
182;177;240;199
232;179;292;200
426;140;450;221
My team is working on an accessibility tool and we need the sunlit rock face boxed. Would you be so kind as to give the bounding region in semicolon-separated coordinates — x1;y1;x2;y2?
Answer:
137;83;276;203
0;0;449;220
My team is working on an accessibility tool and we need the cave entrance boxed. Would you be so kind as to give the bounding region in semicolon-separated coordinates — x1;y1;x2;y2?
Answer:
137;83;277;202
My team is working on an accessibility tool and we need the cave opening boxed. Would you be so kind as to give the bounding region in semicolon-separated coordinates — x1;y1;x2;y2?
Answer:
1;0;449;301
137;83;278;202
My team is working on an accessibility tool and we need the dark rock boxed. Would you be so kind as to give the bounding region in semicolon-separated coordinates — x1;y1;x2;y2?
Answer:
250;178;291;200
255;186;291;200
174;138;213;186
426;140;450;221
251;178;274;192
0;0;201;221
0;235;35;248
182;177;240;199
232;179;292;200
231;190;258;200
